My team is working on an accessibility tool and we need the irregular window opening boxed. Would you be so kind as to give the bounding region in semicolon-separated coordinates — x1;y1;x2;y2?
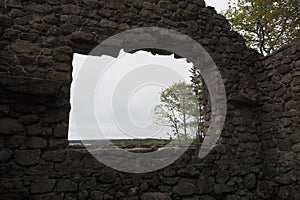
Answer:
68;49;205;151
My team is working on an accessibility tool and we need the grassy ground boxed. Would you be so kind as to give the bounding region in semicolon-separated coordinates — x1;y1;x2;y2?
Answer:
69;138;202;149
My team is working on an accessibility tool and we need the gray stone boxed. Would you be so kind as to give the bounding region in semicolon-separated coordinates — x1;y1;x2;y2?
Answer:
27;125;52;136
177;166;199;177
173;182;196;196
10;39;40;55
274;174;293;185
49;138;68;149
57;179;77;192
6;135;26;149
43;15;59;25
291;143;300;152
77;190;89;200
0;148;13;163
42;150;66;162
31;193;64;200
26;137;47;149
141;192;171;200
70;31;95;42
90;191;104;200
44;110;66;124
278;186;296;200
244;173;256;189
214;184;235;195
19;114;39;125
290;132;300;143
14;150;40;166
0;105;9;116
62;4;81;14
0;118;24;134
257;181;274;199
199;195;216;200
128;187;138;196
292;76;300;86
97;170;116;183
30;179;56;194
79;177;97;190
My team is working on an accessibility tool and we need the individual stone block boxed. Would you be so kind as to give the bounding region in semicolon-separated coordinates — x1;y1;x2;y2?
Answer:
26;137;47;149
49;138;68;149
6;135;26;149
244;173;256;189
54;123;68;138
30;179;56;194
19;114;39;125
173;182;197;196
214;184;235;195
0;105;9;116
141;192;171;200
42;150;66;162
0;148;13;163
90;191;104;200
14;150;41;166
0;118;24;134
56;179;78;192
10;39;40;55
31;193;64;200
79;177;97;190
291;143;300;152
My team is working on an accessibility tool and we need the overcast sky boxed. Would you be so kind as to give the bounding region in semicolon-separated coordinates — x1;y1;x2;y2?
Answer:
68;1;230;140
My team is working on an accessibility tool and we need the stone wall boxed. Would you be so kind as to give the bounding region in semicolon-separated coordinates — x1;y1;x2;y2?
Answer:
256;41;300;199
0;0;299;199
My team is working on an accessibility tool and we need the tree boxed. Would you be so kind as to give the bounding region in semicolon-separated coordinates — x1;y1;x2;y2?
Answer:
153;81;204;142
189;66;205;139
224;0;300;55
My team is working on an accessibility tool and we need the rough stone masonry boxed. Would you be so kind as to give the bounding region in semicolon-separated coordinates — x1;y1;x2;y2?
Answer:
0;0;299;199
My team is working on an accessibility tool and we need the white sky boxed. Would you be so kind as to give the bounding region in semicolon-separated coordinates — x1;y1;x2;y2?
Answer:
68;1;230;140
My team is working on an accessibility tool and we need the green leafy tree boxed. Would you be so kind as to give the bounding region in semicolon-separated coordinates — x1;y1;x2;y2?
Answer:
224;0;300;55
189;66;205;140
153;81;204;142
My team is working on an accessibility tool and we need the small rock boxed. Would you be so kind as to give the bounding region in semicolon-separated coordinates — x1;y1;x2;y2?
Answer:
278;186;296;200
274;174;293;185
26;137;47;149
0;148;13;163
70;31;95;42
31;193;64;200
244;173;256;189
173;182;196;196
57;179;77;192
42;150;66;162
49;138;68;149
128;187;139;196
19;114;39;125
78;189;89;200
0;105;9;116
290;132;300;143
0;118;24;134
30;179;56;194
6;135;26;149
214;184;235;195
141;192;171;200
43;15;59;25
291;143;300;152
257;181;274;199
177;166;199;177
11;40;40;55
14;150;40;166
90;191;104;200
62;4;81;14
79;178;97;190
